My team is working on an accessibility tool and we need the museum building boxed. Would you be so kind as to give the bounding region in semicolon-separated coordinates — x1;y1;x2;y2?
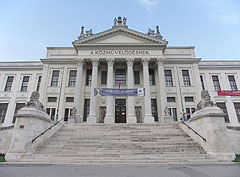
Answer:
0;17;240;127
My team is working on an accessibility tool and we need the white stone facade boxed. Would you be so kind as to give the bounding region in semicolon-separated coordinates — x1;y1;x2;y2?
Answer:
0;22;239;128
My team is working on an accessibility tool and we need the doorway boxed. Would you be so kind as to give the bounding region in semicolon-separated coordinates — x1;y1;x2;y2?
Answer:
115;99;126;123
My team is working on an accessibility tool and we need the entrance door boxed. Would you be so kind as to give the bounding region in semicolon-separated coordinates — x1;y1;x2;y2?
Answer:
115;99;126;123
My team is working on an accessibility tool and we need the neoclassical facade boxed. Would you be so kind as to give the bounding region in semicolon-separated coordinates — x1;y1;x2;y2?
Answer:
0;17;240;127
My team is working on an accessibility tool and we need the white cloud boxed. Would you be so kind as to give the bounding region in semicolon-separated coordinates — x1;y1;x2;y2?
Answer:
140;0;159;14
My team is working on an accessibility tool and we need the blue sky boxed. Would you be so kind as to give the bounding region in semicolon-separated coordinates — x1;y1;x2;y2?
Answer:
0;0;239;61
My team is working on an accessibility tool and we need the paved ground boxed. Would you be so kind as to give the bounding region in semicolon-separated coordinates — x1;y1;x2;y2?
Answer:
0;163;239;177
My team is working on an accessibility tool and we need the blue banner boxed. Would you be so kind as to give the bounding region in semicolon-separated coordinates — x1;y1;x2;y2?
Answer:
94;88;145;96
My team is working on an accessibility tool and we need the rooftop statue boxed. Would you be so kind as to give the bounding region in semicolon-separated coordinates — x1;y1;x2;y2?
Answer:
123;17;127;26
147;28;155;36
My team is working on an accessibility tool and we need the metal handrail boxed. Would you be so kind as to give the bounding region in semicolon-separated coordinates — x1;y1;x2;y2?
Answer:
181;121;206;142
32;118;64;143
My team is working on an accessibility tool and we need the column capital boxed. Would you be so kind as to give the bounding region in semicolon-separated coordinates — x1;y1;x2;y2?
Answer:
156;57;165;66
91;58;99;66
141;58;150;66
126;58;134;66
106;58;115;66
75;57;84;66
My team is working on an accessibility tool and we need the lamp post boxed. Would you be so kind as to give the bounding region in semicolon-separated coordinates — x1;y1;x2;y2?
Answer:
56;69;64;121
176;67;185;121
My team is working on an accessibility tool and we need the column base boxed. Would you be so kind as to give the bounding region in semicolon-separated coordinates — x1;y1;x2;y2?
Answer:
127;115;137;123
73;114;81;123
104;115;115;124
143;115;155;123
162;115;174;123
87;115;97;124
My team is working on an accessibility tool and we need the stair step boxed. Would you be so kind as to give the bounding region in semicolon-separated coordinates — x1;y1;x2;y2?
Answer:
20;123;219;163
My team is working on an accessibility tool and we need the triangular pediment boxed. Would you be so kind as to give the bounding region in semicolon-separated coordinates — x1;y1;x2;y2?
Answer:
73;27;168;47
96;34;144;44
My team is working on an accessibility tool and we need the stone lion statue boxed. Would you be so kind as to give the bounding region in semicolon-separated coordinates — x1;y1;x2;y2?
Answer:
197;90;215;111
26;91;44;111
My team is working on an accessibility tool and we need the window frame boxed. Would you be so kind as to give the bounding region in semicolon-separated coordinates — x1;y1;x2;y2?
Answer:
68;70;77;87
51;70;60;87
182;70;191;87
20;76;30;92
4;76;14;92
164;70;173;87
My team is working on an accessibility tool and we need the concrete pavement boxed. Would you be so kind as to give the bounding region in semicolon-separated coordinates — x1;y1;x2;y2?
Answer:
0;163;239;177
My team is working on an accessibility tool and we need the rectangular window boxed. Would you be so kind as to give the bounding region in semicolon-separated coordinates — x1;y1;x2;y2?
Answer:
115;69;126;86
228;75;238;91
185;97;194;102
234;103;240;123
36;76;42;92
216;102;229;123
186;108;191;120
168;108;177;121
164;70;173;87
83;99;90;122
191;108;196;114
167;97;176;102
200;75;205;90
50;108;56;121
46;108;51;115
0;103;8;124
134;71;140;85
182;70;191;86
86;69;92;86
101;71;107;85
151;99;158;122
51;70;60;87
66;97;74;102
4;76;14;92
64;108;71;122
13;103;25;123
48;97;57;102
68;70;77;87
149;69;155;86
212;75;221;91
20;76;30;92
185;107;196;120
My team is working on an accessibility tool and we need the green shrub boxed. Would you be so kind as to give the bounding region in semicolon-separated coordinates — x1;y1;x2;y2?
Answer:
233;154;240;162
0;153;5;162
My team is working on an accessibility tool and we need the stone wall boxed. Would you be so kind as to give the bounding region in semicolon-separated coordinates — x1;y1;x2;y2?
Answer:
227;127;240;154
179;107;235;161
5;107;63;161
0;126;14;154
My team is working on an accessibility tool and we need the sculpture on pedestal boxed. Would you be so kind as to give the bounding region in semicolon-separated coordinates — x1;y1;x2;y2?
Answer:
197;90;215;110
26;91;44;111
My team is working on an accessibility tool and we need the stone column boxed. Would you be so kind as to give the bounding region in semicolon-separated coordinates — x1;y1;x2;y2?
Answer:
126;58;137;123
157;58;169;123
73;58;84;123
104;58;115;123
87;58;99;123
142;58;154;123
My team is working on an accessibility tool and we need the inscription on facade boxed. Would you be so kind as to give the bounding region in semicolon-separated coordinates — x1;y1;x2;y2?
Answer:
90;50;150;56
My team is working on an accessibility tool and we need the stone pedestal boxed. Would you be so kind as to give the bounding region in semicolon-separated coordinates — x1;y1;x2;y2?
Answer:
5;107;54;161
179;106;235;161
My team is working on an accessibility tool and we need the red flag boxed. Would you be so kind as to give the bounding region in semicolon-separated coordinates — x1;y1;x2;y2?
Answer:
119;80;121;89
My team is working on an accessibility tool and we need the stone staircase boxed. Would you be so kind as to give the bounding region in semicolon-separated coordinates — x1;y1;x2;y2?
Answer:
20;123;221;164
